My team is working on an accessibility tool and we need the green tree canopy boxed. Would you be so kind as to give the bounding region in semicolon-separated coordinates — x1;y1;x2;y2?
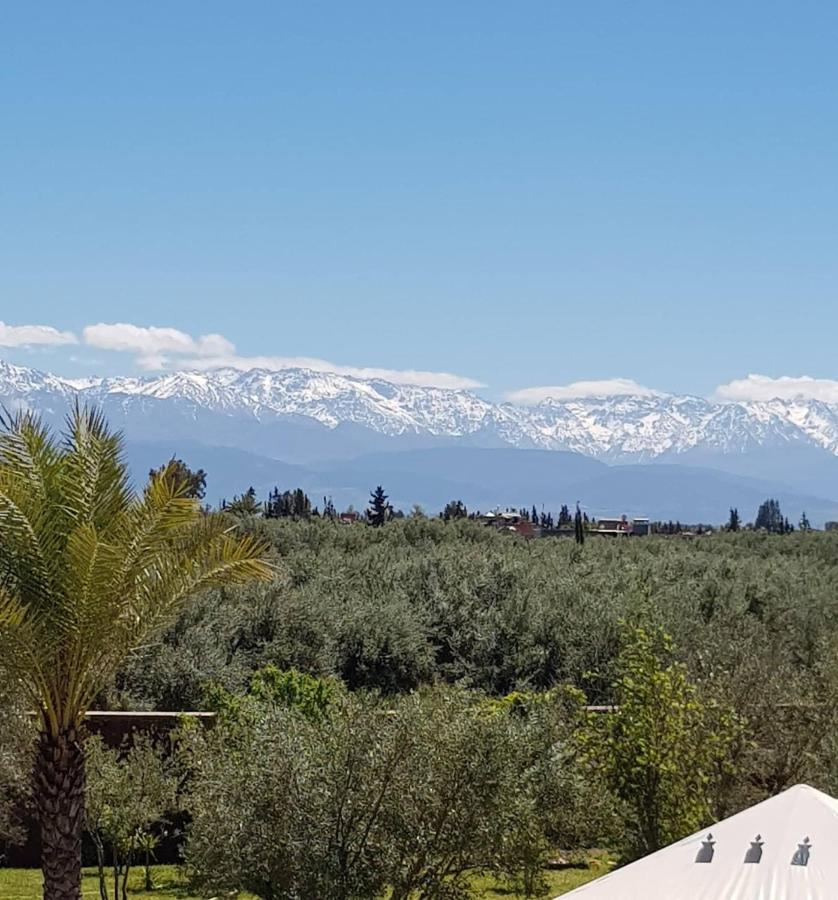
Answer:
148;458;206;500
580;625;743;860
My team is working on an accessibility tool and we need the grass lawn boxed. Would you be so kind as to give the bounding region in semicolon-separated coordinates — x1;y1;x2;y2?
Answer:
0;866;197;900
467;863;608;898
0;860;609;899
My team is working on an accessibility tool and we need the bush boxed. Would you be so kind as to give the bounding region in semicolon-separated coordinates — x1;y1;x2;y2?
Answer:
183;684;557;899
184;690;398;900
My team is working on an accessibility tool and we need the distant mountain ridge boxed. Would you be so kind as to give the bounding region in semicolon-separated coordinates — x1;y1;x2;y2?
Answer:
5;357;838;463
122;442;838;528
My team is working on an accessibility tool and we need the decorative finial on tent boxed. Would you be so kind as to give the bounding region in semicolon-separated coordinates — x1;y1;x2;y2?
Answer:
695;834;715;863
744;835;764;864
792;837;812;867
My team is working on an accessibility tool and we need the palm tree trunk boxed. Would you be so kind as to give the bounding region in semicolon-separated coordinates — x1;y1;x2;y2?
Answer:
35;726;85;900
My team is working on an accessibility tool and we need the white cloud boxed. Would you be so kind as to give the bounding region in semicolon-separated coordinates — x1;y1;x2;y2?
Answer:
81;322;483;390
505;378;664;405
83;323;234;367
0;321;77;347
714;374;838;404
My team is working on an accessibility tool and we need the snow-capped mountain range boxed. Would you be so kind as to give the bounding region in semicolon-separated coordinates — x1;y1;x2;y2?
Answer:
4;356;838;463
6;357;838;521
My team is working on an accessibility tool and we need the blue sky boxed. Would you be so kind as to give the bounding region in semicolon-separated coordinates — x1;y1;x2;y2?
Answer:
1;2;837;402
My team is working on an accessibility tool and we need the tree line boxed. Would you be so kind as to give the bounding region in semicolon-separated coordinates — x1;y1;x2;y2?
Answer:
158;456;818;535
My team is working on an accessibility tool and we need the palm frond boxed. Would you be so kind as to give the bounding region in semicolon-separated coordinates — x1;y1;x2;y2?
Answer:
0;477;66;631
0;407;273;735
61;403;131;528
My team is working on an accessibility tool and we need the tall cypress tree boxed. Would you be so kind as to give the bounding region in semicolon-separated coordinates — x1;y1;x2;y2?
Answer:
574;502;585;545
368;485;390;527
442;499;468;521
756;498;784;533
292;488;311;518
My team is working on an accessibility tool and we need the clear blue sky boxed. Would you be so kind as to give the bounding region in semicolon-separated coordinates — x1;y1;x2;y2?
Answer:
2;2;837;401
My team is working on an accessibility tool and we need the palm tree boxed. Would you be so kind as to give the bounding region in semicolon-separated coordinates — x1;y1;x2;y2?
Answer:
0;407;273;900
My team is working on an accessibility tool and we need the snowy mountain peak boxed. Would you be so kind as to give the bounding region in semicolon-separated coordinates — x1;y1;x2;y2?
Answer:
0;358;81;396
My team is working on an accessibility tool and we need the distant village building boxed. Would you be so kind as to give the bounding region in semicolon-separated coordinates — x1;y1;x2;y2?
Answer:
479;510;541;538
632;516;652;536
826;522;838;532
478;509;650;538
596;514;651;537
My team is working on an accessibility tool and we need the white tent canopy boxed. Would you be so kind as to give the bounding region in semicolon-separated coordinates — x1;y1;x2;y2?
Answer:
561;784;838;899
